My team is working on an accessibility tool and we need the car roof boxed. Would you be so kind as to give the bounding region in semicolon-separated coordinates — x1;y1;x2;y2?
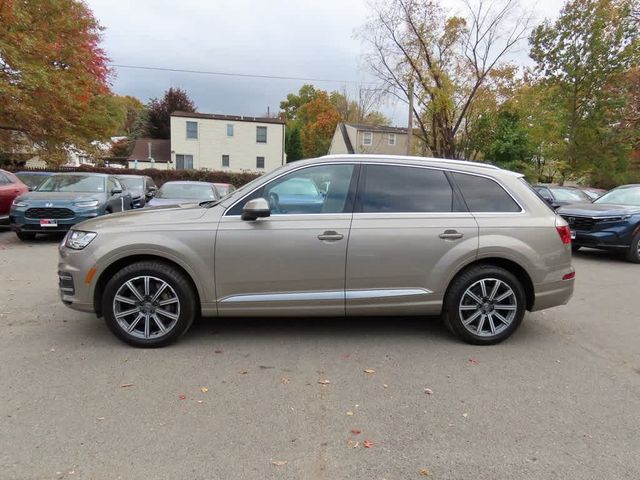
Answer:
46;172;110;177
161;181;214;186
15;171;54;175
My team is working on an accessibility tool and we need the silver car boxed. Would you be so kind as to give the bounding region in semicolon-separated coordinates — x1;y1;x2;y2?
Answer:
58;155;575;347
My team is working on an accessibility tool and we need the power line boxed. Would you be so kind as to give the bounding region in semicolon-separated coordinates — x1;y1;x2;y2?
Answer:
110;63;375;86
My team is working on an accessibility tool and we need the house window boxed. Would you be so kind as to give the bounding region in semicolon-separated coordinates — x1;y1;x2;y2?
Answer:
388;133;396;145
256;126;267;143
363;131;373;146
222;154;230;167
175;154;194;169
256;156;265;169
186;121;198;139
227;124;234;137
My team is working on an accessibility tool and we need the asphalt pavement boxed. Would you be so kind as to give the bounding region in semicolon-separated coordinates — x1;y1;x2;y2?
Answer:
0;228;639;480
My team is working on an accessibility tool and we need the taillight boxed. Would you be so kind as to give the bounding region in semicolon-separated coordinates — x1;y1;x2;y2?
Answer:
563;272;575;280
556;225;571;245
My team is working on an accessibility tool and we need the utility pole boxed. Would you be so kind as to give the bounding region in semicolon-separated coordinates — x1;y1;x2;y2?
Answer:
406;79;414;156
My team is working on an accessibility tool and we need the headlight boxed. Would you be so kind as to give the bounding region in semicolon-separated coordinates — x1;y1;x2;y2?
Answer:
12;199;27;207
74;200;100;208
65;230;97;250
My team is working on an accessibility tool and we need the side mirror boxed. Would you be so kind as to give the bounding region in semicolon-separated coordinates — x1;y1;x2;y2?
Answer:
241;197;270;221
28;186;35;191
111;188;123;196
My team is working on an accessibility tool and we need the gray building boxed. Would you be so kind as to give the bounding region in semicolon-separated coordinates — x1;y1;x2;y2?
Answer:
328;123;409;156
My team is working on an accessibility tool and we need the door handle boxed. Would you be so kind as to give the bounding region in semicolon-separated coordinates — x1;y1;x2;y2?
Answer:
318;231;344;241
439;230;463;240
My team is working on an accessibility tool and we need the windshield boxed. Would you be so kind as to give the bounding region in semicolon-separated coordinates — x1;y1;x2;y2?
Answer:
37;175;105;193
156;183;216;200
16;173;49;189
549;187;590;202
120;177;144;191
595;186;640;206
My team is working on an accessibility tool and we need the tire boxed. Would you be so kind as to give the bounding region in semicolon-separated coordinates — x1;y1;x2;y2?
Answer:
444;265;526;345
16;231;36;241
625;234;640;263
102;261;197;347
571;244;581;252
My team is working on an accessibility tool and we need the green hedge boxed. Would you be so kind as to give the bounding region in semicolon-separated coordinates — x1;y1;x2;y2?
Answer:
5;165;261;188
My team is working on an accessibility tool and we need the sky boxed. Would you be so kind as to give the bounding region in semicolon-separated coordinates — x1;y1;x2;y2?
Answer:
86;0;564;126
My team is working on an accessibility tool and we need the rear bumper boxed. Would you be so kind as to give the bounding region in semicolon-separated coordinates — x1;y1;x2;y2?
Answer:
531;278;574;312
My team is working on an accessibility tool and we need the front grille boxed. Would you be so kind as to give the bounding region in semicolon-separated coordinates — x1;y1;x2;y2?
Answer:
562;215;596;231
25;208;75;219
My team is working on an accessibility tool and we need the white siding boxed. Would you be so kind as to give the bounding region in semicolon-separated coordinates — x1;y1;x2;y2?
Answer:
170;115;285;173
127;161;170;170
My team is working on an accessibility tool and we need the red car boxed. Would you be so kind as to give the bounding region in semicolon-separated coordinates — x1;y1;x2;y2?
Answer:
0;169;29;224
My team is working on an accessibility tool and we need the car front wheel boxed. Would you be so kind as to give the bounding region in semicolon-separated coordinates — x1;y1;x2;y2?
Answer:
626;233;640;263
102;261;196;347
16;231;36;241
444;265;526;345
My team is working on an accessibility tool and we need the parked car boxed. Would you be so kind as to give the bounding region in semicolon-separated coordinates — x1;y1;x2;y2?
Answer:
578;187;607;201
0;169;29;224
146;181;220;207
10;172;132;240
117;174;157;208
213;183;236;197
558;184;640;262
58;155;575;348
533;184;592;209
15;171;54;190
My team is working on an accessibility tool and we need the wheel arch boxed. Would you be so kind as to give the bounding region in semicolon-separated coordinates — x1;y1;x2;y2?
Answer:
93;254;202;317
443;257;535;312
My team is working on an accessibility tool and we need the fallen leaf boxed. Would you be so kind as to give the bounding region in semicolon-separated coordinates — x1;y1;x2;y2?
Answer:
420;468;430;476
347;439;359;448
281;377;291;384
341;353;351;359
363;368;376;374
197;400;204;404
178;394;187;400
467;358;479;365
120;383;134;388
462;412;469;418
350;428;362;435
363;440;373;448
318;379;331;385
200;386;209;393
383;384;388;388
239;370;249;375
271;460;288;467
346;411;355;416
424;388;434;395
97;417;105;420
214;349;224;354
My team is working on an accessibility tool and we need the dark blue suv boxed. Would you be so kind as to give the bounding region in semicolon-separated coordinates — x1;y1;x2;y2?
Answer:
558;184;640;262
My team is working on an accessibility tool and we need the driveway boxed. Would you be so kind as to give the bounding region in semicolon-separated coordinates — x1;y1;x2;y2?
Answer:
0;229;639;479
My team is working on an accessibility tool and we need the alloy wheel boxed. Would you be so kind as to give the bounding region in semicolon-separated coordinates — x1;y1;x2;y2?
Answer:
112;275;181;340
458;278;517;337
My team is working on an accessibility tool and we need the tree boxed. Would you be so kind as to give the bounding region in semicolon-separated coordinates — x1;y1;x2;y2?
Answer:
297;92;341;158
146;87;197;139
279;84;318;121
0;0;115;161
112;95;146;137
360;0;533;158
285;124;303;162
530;0;640;179
329;88;390;126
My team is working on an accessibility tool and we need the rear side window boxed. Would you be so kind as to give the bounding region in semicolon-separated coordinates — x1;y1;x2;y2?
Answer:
358;165;454;213
452;173;521;212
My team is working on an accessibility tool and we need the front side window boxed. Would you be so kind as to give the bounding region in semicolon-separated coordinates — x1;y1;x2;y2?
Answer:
256;156;265;169
175;154;194;170
256;126;267;143
358;165;453;213
227;124;234;137
222;155;230;167
452;173;521;212
388;133;396;145
363;131;373;146
227;164;356;215
186;121;198;139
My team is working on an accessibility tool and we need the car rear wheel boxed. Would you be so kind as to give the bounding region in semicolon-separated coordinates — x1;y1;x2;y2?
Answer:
102;261;196;347
444;265;526;345
16;231;36;241
626;233;640;263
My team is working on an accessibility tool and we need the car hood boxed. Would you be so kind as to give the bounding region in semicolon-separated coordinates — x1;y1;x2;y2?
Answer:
16;191;105;205
146;197;205;207
557;203;640;217
74;202;209;231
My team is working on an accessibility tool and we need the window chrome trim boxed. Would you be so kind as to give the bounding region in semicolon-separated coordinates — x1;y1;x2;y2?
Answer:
346;288;432;299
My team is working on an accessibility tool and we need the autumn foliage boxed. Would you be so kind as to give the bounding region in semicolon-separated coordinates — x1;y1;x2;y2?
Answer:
0;0;116;159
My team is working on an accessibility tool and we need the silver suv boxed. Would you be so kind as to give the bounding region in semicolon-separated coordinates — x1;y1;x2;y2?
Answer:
58;155;575;347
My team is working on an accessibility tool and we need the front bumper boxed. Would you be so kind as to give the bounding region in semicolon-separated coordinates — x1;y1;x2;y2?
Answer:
58;244;98;314
11;210;100;234
571;229;631;249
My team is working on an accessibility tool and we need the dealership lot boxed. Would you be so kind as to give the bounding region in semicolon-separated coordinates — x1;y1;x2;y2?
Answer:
0;229;639;480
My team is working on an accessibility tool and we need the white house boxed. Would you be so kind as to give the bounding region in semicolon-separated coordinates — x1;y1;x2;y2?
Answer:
169;111;286;172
